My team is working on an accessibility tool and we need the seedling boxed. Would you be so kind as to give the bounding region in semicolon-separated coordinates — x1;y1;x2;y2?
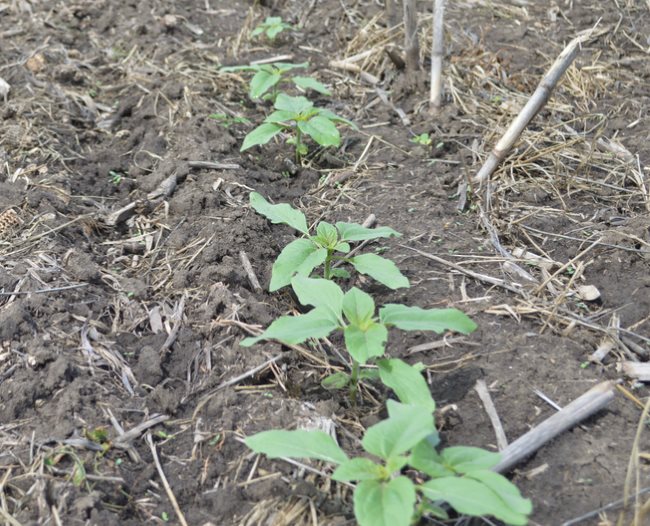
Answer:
241;94;354;161
249;192;407;291
241;276;476;398
246;359;532;525
221;62;330;101
251;16;293;41
411;132;432;146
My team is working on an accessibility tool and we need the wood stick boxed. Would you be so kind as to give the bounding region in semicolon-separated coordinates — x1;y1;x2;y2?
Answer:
403;0;419;72
475;379;508;451
239;250;263;293
429;0;445;109
475;31;591;183
493;380;616;473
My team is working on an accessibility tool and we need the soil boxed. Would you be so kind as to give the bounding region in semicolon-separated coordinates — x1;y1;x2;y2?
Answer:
1;1;650;525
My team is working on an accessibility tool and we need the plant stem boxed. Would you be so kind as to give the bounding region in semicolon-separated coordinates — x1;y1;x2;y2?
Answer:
295;126;302;164
349;360;360;404
323;250;332;280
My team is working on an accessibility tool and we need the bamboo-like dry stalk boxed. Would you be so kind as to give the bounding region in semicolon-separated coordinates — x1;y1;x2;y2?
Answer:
403;0;419;72
493;380;616;474
385;0;398;28
474;33;590;183
430;0;445;109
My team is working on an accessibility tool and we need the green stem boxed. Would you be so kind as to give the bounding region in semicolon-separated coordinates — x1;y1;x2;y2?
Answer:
295;126;302;164
349;360;360;404
323;250;332;280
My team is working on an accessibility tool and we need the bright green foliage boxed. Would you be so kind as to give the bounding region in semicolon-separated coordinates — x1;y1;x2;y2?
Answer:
241;94;354;160
249;192;406;291
411;132;432;146
245;359;532;525
251;16;293;40
220;62;330;101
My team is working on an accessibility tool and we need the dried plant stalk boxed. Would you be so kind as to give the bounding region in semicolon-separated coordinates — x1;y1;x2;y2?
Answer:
403;0;419;72
493;381;616;474
475;33;588;183
385;0;399;27
430;0;445;109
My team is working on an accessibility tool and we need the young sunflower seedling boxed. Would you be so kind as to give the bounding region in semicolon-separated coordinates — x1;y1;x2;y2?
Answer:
251;16;293;41
241;276;476;399
241;94;355;162
245;358;532;526
249;192;406;291
220;62;330;102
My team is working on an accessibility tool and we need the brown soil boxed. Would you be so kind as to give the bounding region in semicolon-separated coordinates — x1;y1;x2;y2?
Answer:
1;1;649;525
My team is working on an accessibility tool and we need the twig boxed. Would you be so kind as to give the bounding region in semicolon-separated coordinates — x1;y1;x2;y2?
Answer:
239;250;263;293
0;283;88;296
430;0;445;109
475;30;594;183
474;380;508;451
188;160;240;170
113;414;170;447
403;0;420;72
493;381;616;473
146;433;189;526
561;487;650;525
159;294;186;353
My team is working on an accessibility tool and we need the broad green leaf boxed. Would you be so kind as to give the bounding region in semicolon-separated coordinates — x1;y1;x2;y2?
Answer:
385;455;409;474
266;23;287;39
332;458;385;482
250;192;309;235
354;477;415;526
344;323;387;365
321;372;350;390
358;368;380;380
362;404;434;460
377;359;435;410
241;122;283;151
465;470;533;516
336;222;401;242
334;241;351;253
273;62;308;74
421;502;449;520
317;108;357;129
292;76;331;95
250;26;265;37
265;109;297;123
291;276;344;323
379;304;477;334
269;239;322;291
314;221;339;247
240;307;338;346
420;477;529;526
250;70;281;99
246;430;348;464
441;446;501;473
342;287;375;326
349;254;409;290
298;116;340;147
330;268;351;279
409;439;451;478
275;93;313;114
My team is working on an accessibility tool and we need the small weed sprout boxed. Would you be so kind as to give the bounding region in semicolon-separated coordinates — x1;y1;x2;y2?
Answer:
241;276;476;398
242;94;353;162
411;132;432;146
251;16;293;41
221;62;330;102
245;359;532;526
249;192;406;291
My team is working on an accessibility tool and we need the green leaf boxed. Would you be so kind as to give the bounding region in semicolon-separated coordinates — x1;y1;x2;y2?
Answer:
377;359;435;410
409;439;451;478
349;254;409;290
420;477;530;526
441;446;501;473
336;222;401;242
379;304;477;334
273;62;308;74
344;323;387;365
465;470;533;516
354;477;415;526
250;192;309;235
240;307;338;346
362;404;435;460
275;93;313;114
334;241;351;253
332;458;385;482
241;122;283;152
246;430;348;464
314;221;339;247
249;70;281;99
342;287;375;326
358;368;380;380
292;76;331;95
266;25;285;39
317;108;357;129
298;116;340;147
321;372;350;390
270;239;325;291
265;109;298;123
330;268;351;279
291;276;344;323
